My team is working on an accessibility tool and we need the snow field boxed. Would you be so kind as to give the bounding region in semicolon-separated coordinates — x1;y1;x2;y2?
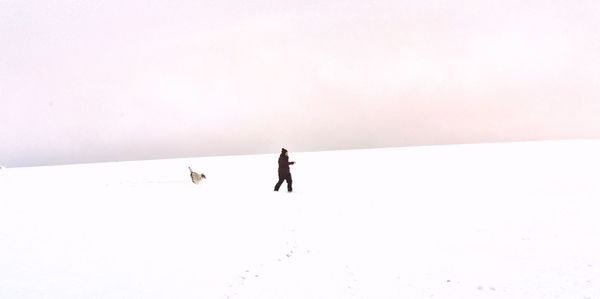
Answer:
1;140;599;298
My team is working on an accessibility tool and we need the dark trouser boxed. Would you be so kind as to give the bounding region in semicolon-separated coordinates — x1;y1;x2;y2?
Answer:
274;172;292;192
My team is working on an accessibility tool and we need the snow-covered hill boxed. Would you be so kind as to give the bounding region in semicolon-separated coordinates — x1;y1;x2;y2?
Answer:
1;140;599;299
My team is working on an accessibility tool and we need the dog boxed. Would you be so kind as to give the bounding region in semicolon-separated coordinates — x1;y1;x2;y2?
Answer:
188;167;206;184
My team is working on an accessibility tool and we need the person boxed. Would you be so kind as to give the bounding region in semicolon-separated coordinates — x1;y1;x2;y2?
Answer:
274;148;295;192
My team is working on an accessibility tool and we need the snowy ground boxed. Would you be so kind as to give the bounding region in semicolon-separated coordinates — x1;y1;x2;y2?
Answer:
1;140;600;299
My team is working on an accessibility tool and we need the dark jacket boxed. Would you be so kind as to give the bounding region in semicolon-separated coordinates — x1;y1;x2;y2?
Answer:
278;154;294;174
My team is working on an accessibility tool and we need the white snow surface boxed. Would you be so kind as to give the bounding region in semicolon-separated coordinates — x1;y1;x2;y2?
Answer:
1;140;600;299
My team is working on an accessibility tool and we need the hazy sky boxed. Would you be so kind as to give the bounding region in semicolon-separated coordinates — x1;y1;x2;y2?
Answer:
2;0;600;167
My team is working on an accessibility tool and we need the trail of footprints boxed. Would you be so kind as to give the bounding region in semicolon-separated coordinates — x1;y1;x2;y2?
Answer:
226;258;596;298
225;239;311;298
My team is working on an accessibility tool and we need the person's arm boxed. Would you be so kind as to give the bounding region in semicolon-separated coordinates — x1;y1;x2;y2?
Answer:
287;156;295;165
280;156;295;166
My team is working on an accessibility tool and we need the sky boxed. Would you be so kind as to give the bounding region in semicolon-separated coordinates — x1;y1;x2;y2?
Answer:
1;0;600;167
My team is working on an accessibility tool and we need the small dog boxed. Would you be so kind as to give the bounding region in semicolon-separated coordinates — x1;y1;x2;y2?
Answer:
188;167;206;184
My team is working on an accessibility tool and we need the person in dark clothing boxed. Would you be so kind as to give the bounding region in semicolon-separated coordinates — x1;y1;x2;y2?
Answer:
274;148;295;192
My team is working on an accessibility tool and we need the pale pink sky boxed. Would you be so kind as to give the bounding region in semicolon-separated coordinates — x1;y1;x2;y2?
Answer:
1;0;600;167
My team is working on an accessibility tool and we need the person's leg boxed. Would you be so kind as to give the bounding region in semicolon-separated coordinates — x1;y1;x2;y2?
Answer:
286;173;293;192
274;173;285;191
